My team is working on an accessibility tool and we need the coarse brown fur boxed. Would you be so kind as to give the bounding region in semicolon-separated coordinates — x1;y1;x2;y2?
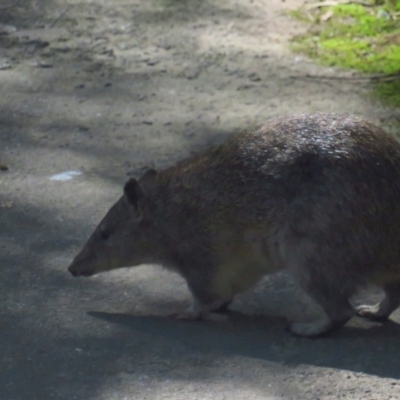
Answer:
68;113;400;337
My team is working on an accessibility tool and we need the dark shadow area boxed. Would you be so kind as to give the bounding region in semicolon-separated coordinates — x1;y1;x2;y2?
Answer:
0;200;297;399
87;311;400;379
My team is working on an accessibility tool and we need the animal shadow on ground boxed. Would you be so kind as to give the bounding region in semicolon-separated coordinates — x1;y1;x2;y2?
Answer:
88;305;400;380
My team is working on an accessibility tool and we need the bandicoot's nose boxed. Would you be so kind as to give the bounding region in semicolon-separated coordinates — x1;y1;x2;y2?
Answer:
68;263;95;277
68;265;80;277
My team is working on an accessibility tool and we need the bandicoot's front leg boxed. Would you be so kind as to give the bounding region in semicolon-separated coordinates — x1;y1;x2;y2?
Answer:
168;281;233;320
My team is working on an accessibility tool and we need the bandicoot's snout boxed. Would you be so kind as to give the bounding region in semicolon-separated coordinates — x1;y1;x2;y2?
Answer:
68;242;99;277
68;262;95;277
68;265;79;276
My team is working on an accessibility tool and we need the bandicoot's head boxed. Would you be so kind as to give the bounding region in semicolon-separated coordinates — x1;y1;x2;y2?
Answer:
68;170;163;277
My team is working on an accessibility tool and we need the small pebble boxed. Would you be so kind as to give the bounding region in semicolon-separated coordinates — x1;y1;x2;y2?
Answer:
29;59;53;68
0;61;12;70
0;24;17;34
248;71;261;82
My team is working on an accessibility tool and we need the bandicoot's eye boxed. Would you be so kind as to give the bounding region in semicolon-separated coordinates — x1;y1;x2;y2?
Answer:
100;229;110;240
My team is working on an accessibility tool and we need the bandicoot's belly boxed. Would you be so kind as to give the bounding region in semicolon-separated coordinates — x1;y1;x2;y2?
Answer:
212;231;281;298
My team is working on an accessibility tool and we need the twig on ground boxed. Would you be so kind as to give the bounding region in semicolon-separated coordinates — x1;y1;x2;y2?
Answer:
49;7;71;28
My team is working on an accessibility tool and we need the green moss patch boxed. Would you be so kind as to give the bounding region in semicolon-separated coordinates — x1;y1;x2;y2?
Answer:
291;1;400;106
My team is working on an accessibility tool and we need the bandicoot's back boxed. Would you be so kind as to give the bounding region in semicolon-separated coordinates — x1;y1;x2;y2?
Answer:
68;113;400;337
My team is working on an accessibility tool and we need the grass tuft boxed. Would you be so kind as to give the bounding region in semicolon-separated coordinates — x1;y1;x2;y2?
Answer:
291;1;400;106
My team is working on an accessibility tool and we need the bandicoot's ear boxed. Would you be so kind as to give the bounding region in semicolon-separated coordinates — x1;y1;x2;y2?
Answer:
123;178;144;210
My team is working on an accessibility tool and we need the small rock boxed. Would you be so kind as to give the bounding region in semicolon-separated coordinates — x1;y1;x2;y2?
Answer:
75;84;85;89
248;71;261;82
254;53;269;59
54;46;71;53
104;82;112;87
38;62;53;68
237;84;255;91
29;59;53;68
377;9;391;19
137;94;146;101
0;60;12;70
26;39;49;49
0;24;17;34
100;49;114;57
0;163;8;171
185;67;201;80
142;120;153;125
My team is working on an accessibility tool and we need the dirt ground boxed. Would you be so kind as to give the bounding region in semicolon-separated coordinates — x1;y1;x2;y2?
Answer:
1;0;400;399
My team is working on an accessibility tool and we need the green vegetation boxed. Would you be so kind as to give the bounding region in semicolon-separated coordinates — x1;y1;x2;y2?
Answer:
291;0;400;106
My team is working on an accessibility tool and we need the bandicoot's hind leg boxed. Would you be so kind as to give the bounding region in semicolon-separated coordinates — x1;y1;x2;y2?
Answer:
356;281;400;321
285;251;355;337
288;287;355;337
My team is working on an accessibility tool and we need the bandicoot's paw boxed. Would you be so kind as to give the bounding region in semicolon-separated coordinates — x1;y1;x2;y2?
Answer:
356;305;390;322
